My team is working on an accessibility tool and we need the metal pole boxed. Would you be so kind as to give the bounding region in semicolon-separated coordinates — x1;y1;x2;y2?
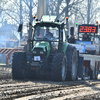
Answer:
20;0;22;40
37;0;46;19
87;0;90;24
66;18;69;40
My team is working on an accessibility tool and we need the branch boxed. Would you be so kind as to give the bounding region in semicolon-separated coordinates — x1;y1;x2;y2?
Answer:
90;7;100;21
4;9;20;15
5;12;19;24
70;0;84;8
56;7;67;19
11;0;19;7
23;0;30;8
32;1;38;7
71;7;85;22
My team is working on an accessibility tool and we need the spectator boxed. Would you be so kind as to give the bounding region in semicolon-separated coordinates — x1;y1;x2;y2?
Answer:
82;33;91;41
69;34;76;43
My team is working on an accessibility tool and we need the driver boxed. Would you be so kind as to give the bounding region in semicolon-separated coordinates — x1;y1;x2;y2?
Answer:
46;28;53;38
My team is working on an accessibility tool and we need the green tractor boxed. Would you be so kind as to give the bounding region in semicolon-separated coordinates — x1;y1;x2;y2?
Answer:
12;15;78;81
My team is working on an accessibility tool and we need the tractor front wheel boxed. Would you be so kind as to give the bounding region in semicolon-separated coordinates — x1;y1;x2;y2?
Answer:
51;53;67;81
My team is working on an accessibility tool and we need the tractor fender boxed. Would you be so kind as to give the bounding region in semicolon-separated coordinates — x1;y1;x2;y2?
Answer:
62;42;69;54
66;44;79;56
66;44;75;52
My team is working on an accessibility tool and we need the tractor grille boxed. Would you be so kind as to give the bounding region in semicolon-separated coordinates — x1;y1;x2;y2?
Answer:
34;47;43;51
33;47;47;60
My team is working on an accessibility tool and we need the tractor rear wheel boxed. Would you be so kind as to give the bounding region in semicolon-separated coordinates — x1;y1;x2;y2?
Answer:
89;63;98;80
95;66;98;79
89;69;95;80
12;52;27;79
66;47;78;81
51;53;67;81
89;66;99;80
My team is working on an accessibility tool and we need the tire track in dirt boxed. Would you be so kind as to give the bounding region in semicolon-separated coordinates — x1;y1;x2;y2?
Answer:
0;66;100;100
14;82;100;100
0;79;100;100
0;66;12;79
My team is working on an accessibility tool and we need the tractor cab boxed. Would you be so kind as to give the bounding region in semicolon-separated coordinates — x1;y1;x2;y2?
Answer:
30;15;67;54
34;26;59;41
33;25;59;52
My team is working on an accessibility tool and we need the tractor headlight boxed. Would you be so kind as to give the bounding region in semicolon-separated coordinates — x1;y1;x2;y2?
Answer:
40;51;44;54
33;51;36;53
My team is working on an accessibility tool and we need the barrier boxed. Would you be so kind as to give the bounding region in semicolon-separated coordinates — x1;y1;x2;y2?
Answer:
0;48;23;65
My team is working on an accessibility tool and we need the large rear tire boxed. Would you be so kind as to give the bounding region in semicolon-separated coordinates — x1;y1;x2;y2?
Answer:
95;62;99;79
89;69;95;80
12;52;27;79
89;62;98;80
66;47;78;81
51;53;67;81
95;66;98;79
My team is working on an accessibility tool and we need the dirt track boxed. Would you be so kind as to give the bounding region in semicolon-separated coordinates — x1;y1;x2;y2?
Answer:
1;66;100;100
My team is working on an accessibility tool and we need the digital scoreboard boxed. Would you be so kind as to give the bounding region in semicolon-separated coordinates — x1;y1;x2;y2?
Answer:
78;24;98;33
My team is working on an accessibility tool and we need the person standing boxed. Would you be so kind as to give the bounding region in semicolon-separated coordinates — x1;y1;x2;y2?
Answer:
82;33;91;41
69;34;76;43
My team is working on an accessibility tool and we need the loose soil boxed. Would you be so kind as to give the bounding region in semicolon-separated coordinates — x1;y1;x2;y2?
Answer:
0;65;100;100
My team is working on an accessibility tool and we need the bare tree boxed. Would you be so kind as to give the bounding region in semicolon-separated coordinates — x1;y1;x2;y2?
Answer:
86;0;100;24
0;0;37;25
47;0;100;35
1;0;100;35
0;0;38;39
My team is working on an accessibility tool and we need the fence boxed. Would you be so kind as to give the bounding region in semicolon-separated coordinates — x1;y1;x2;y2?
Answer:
0;48;23;65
